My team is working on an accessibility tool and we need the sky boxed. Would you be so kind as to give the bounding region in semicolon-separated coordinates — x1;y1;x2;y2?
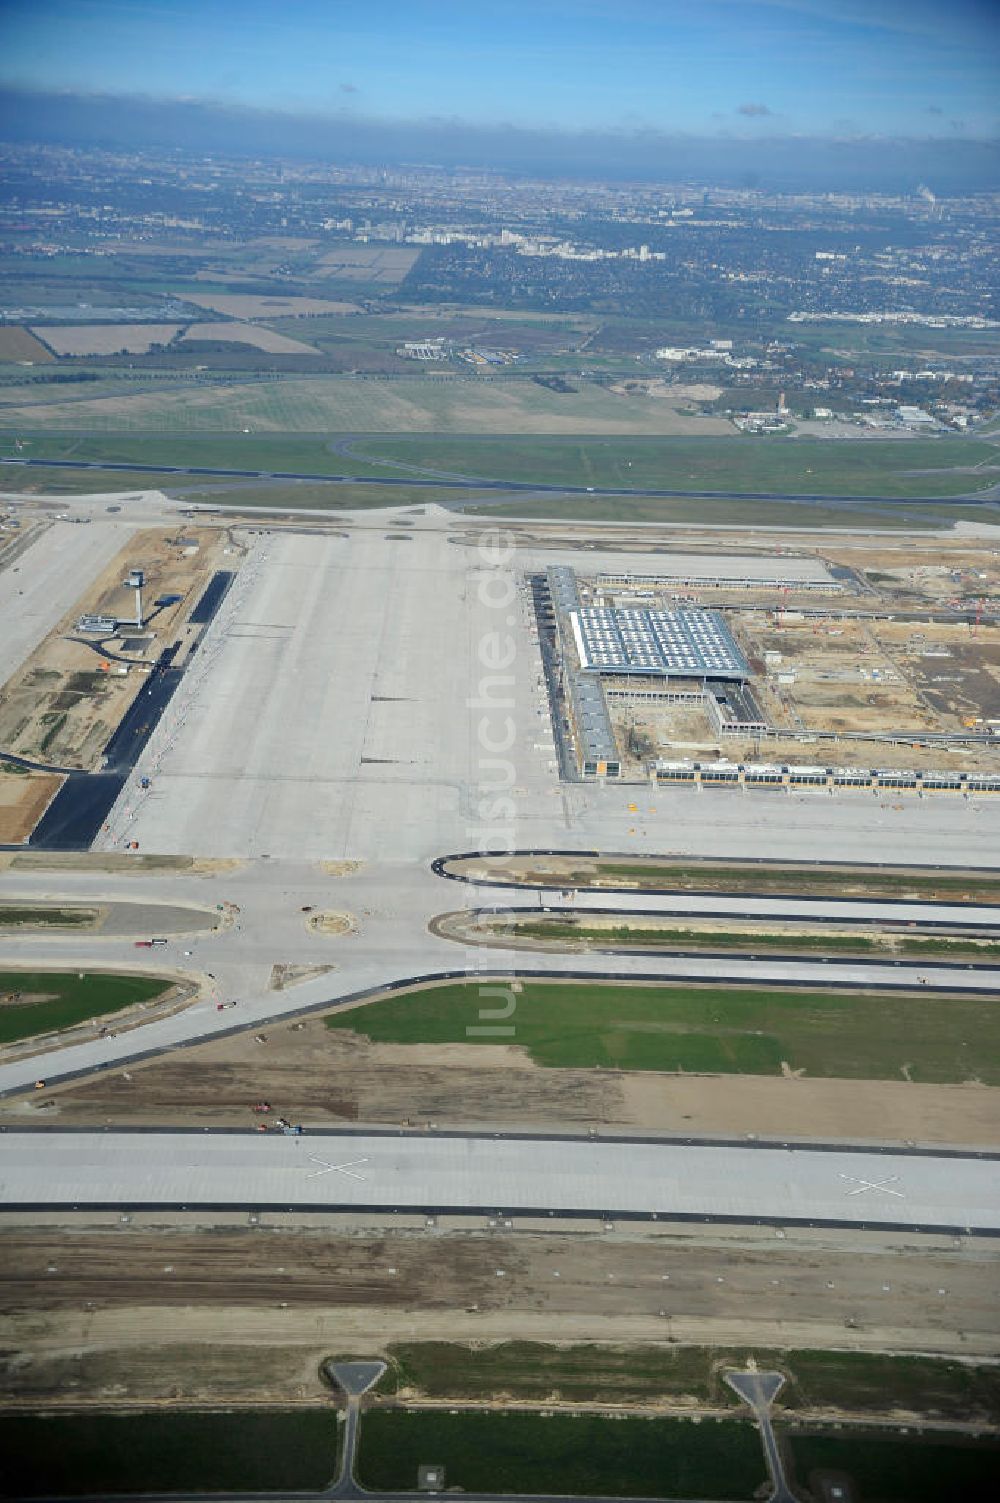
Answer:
0;0;998;185
2;0;998;137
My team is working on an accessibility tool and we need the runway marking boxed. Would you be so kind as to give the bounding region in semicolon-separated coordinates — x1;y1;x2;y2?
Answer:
839;1172;904;1198
305;1155;369;1181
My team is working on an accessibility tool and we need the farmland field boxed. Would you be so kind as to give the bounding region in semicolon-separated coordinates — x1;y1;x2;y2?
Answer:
313;244;420;283
179;322;321;354
179;292;361;318
33;324;183;355
324;978;1000;1083
0;326;55;362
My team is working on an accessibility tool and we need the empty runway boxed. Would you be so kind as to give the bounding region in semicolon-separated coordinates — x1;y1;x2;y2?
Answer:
2;1130;996;1234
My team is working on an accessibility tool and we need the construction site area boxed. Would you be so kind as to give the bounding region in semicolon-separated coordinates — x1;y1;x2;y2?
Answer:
0;523;237;843
541;538;1000;788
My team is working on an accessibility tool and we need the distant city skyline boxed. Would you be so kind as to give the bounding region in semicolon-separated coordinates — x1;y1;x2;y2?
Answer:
1;0;998;141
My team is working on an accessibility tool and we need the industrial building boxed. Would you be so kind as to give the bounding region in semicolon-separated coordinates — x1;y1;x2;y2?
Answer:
596;566;841;593
539;566;775;779
542;566;621;778
571;606;750;681
655;760;1000;796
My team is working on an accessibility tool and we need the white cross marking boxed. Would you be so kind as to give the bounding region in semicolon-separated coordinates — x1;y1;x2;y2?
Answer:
839;1172;903;1198
306;1155;369;1181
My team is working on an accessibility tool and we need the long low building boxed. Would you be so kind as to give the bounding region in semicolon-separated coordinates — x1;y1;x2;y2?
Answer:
1;1131;996;1235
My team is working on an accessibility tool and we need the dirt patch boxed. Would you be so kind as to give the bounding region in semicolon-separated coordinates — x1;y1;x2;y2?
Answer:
270;964;337;991
13;1020;1000;1148
321;861;363;877
2;1222;996;1407
307;912;356;936
0;770;63;842
0;989;59;1008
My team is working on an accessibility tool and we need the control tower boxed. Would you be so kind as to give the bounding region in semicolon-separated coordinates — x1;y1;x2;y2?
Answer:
123;568;145;628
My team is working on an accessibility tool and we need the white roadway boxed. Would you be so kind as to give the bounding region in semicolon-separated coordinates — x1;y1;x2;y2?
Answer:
1;1129;997;1232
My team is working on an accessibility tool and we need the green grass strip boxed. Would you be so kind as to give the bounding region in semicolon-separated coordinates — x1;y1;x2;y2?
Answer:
357;1409;762;1499
325;979;1000;1083
0;971;171;1045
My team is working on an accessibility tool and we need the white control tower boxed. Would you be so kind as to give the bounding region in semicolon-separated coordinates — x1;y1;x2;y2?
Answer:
123;568;145;628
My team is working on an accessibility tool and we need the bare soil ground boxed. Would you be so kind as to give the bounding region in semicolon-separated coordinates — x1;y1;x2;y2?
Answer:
2;1221;996;1407
178;294;361;319
0;327;54;363
448;854;1000;903
0;525;232;770
32;326;183;357
9;1020;999;1149
179;323;321;356
0;771;62;842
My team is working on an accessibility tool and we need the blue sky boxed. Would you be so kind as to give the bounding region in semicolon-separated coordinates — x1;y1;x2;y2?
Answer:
1;0;998;139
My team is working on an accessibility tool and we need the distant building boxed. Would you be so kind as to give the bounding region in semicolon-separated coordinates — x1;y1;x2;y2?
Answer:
897;404;936;427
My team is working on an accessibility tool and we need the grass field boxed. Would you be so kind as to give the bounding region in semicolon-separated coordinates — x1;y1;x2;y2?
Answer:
0;373;733;435
0;432;390;476
324;978;1000;1083
351;433;1000;496
357;1409;762;1499
786;1430;1000;1503
0;971;171;1045
0;906;96;928
0;1411;340;1496
371;1342;1000;1423
499;919;1000;961
473;494;994;528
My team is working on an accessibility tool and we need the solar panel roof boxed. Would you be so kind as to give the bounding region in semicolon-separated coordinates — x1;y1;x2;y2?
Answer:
571;607;749;680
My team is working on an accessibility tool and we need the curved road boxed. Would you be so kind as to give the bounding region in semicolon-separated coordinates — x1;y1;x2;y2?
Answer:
1;857;999;1101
